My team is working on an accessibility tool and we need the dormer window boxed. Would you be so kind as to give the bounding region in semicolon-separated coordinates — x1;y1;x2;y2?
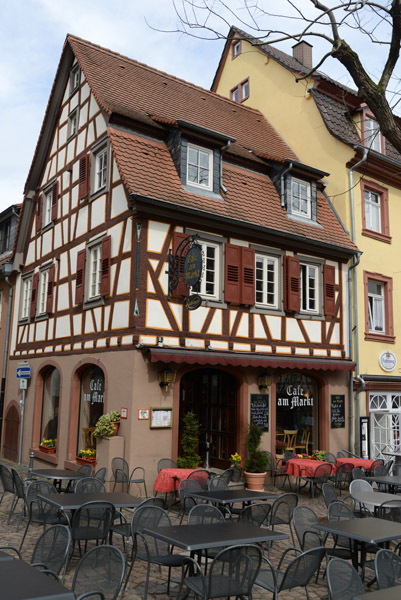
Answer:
187;144;213;190
290;178;311;219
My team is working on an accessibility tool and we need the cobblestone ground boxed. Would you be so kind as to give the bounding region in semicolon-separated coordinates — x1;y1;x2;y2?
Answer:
0;461;376;599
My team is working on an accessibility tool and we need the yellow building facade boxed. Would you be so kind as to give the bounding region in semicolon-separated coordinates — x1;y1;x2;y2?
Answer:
213;30;401;460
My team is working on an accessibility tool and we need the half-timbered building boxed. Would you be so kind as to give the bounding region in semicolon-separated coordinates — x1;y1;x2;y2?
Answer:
2;35;357;483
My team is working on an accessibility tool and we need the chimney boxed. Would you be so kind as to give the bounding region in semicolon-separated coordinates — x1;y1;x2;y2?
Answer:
292;41;313;70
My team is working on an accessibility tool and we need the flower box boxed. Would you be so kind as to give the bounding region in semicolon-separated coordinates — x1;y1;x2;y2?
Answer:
76;456;96;466
39;445;56;454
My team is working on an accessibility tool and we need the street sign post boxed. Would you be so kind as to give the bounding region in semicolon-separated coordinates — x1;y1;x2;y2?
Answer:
16;365;31;379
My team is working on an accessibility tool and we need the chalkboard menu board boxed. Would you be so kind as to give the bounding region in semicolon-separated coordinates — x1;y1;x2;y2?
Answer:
331;395;345;429
250;394;269;432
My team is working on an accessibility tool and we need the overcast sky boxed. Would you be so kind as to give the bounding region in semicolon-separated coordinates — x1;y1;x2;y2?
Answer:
1;0;396;213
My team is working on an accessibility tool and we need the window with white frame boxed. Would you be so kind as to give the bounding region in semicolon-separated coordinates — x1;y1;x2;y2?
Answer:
364;188;381;232
68;109;78;138
70;65;80;94
290;178;311;219
255;253;279;309
187;144;213;190
37;269;49;316
370;392;401;459
43;189;53;228
300;263;319;313
20;276;32;320
231;79;250;103
232;40;241;58
94;147;108;193
88;244;102;300
368;280;385;332
365;117;382;152
196;240;220;300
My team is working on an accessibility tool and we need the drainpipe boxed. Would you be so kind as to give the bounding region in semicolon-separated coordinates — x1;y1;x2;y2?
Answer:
0;272;13;445
348;147;368;454
280;162;293;207
220;140;231;193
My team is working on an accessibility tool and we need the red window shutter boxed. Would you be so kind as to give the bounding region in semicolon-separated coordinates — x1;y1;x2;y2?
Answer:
75;249;86;304
100;235;111;297
51;181;58;221
36;194;42;232
240;247;255;305
224;243;241;303
46;264;56;314
324;264;336;317
30;273;39;319
171;231;189;297
78;155;90;201
284;255;300;312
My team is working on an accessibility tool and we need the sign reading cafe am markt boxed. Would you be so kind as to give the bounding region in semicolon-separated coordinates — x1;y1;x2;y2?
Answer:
168;234;203;310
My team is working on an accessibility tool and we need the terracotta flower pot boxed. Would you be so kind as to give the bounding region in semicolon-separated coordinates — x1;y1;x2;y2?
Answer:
244;471;266;491
76;456;96;466
111;421;120;436
39;445;56;454
231;468;242;482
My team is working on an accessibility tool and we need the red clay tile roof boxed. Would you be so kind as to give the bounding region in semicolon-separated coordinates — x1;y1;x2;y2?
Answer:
67;34;296;165
108;127;357;252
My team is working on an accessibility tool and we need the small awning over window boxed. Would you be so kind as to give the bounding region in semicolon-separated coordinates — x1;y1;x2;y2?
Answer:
146;347;355;372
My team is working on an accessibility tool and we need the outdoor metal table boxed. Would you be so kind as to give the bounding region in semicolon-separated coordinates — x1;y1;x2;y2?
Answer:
313;517;401;577
143;520;288;552
31;468;85;491
350;490;398;513
353;585;401;600
365;474;401;493
38;491;142;511
0;550;14;560
0;558;74;599
188;489;278;505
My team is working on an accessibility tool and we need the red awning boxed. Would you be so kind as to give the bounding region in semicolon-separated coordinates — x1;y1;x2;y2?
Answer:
147;347;355;371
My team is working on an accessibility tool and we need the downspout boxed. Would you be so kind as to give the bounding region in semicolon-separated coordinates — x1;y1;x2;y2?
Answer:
348;147;368;454
0;272;13;445
220;140;231;193
280;162;293;207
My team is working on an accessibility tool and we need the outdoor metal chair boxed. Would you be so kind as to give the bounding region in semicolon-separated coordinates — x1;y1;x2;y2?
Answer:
178;544;262;600
255;546;325;600
375;548;401;589
218;467;235;484
322;482;338;509
157;458;177;472
324;452;337;464
238;502;271;527
0;464;14;506
352;467;366;480
8;467;31;528
207;475;228;491
94;467;107;483
373;464;390;491
349;479;374;514
187;469;210;490
77;464;94;477
111;457;147;496
327;501;355;556
368;459;384;475
298;462;333;499
74;477;106;493
178;478;202;524
188;504;227;566
337;449;361;459
266;492;298;546
123;505;187;599
326;557;365;600
19;480;69;551
109;496;164;549
71;545;125;600
377;498;401;521
264;451;289;488
69;500;115;561
334;462;353;494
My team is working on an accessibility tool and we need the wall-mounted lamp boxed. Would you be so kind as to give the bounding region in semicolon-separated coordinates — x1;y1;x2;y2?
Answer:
257;371;273;391
158;367;176;391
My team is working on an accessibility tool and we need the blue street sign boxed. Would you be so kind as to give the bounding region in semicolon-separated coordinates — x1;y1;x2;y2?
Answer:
17;367;31;379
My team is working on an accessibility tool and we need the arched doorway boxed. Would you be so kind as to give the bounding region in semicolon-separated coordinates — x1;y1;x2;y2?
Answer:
180;368;237;469
3;404;20;461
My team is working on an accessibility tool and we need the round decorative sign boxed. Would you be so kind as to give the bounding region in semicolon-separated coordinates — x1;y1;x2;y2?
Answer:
379;350;397;372
184;245;203;287
183;294;202;311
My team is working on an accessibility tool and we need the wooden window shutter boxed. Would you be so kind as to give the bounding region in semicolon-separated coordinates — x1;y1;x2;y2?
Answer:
324;264;336;317
30;273;39;319
78;154;90;201
36;194;42;232
46;264;56;314
100;235;111;297
224;243;241;303
171;231;189;297
75;249;86;304
284;255;300;312
240;247;255;305
51;181;58;221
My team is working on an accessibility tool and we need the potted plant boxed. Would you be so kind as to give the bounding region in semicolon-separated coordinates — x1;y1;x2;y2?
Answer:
244;423;269;491
230;452;243;482
39;438;56;454
76;448;96;465
275;439;286;456
93;410;121;438
177;411;201;469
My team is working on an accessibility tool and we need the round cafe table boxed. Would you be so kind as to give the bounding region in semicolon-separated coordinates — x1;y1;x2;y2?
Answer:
336;457;375;471
286;458;336;477
153;468;195;493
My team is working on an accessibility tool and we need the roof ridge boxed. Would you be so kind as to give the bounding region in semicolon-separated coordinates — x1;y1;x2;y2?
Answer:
66;33;272;120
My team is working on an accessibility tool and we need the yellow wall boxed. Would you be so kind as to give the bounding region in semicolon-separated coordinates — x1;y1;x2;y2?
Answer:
215;38;401;377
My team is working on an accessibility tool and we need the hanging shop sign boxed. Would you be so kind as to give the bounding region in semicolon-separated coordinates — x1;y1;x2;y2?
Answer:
168;233;203;310
184;245;203;287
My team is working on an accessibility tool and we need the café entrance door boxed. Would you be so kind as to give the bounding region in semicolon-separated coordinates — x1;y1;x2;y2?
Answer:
276;372;318;455
180;368;237;469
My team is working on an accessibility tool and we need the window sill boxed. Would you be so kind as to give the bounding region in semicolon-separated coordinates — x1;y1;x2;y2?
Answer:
365;332;395;344
32;448;58;465
251;306;285;316
295;311;324;321
90;187;107;203
362;229;391;244
41;222;54;233
83;297;105;310
35;313;49;322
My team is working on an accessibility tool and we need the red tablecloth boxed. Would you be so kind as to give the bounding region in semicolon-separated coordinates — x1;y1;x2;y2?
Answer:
153;468;194;493
336;457;375;470
286;458;336;477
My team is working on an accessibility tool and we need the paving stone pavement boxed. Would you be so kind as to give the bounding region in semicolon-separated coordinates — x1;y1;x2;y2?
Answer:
0;460;378;599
